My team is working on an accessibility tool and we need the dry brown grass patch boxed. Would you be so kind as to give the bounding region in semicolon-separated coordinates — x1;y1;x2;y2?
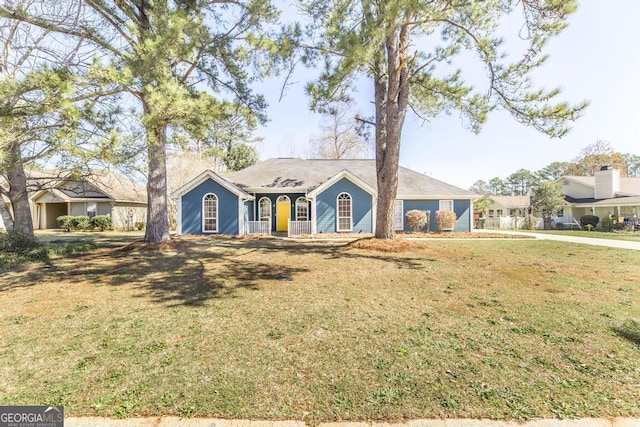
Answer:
347;237;432;252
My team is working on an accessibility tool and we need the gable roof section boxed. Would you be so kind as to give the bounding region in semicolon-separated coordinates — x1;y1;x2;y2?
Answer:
225;158;476;199
562;176;595;187
307;169;376;198
170;169;252;200
561;174;640;199
620;177;640;196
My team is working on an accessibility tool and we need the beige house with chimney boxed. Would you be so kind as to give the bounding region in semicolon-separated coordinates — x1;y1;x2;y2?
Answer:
560;166;640;226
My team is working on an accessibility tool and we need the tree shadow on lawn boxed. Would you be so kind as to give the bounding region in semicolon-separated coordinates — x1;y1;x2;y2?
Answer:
211;237;426;270
2;236;429;303
66;241;317;307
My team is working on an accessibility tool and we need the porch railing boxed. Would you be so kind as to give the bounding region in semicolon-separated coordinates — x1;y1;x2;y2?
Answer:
288;220;312;237
244;220;271;235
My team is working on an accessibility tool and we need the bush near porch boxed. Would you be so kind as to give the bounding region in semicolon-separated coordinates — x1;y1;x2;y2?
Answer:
57;215;112;231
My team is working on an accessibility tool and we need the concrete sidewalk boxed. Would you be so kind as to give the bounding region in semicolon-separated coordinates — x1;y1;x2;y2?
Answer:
64;417;640;427
474;229;640;250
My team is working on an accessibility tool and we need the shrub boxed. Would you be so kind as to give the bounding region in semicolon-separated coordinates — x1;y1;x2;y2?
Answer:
90;215;112;231
134;221;145;230
57;215;74;231
601;215;623;231
435;210;457;232
580;215;599;229
405;210;428;232
72;216;90;230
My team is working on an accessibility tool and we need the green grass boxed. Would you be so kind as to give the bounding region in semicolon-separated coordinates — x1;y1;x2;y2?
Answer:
0;231;114;272
531;229;640;241
1;236;639;422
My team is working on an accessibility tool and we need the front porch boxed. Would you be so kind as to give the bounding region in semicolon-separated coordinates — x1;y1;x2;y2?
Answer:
243;220;312;237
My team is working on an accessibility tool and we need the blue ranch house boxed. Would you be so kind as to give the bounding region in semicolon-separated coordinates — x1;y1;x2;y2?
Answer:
171;158;477;236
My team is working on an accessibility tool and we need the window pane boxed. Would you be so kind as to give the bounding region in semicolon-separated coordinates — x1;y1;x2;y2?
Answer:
337;193;351;231
296;198;308;221
203;194;217;232
439;200;453;212
259;199;271;221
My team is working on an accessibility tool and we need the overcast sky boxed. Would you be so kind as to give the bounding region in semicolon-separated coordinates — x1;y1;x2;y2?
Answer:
254;1;640;190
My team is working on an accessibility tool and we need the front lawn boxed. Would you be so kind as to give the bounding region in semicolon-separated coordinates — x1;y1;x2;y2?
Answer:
1;236;639;422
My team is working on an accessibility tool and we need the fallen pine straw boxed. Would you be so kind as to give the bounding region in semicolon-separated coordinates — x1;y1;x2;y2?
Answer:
347;237;432;252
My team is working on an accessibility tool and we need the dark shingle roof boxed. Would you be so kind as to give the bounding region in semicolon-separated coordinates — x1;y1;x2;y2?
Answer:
226;158;475;198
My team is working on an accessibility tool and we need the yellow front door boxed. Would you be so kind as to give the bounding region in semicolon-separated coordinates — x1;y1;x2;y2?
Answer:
276;200;290;232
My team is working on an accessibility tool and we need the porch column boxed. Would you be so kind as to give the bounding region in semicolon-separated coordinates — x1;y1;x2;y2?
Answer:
310;196;317;234
237;197;244;236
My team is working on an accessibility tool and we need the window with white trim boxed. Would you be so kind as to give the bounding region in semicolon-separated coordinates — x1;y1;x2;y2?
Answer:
296;197;309;221
439;200;454;212
202;193;218;232
259;197;271;222
336;192;352;232
394;200;404;230
87;202;97;218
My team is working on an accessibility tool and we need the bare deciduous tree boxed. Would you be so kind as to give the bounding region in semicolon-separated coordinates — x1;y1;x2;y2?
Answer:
309;101;371;159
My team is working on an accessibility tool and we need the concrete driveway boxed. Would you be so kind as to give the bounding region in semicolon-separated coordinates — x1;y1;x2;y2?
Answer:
476;229;640;250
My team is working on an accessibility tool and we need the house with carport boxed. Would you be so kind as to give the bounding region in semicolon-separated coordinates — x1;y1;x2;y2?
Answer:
29;169;147;230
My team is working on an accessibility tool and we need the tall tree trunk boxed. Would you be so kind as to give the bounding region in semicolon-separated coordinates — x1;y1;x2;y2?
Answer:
3;143;35;239
143;125;170;243
374;26;411;239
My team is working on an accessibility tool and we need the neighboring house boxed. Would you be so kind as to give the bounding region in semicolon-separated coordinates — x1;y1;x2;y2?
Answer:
25;169;147;230
560;166;640;225
484;195;536;229
486;196;532;218
171;158;477;236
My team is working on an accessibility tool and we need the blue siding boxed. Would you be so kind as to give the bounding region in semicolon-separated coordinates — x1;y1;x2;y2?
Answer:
252;193;307;231
453;200;471;232
181;178;239;235
244;201;254;221
402;199;471;232
316;178;373;233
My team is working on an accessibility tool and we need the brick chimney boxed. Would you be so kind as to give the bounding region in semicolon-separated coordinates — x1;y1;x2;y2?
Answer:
594;166;620;199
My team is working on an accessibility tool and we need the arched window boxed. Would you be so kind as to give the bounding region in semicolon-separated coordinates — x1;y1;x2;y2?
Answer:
296;197;309;221
336;192;352;232
202;193;218;232
259;197;271;222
